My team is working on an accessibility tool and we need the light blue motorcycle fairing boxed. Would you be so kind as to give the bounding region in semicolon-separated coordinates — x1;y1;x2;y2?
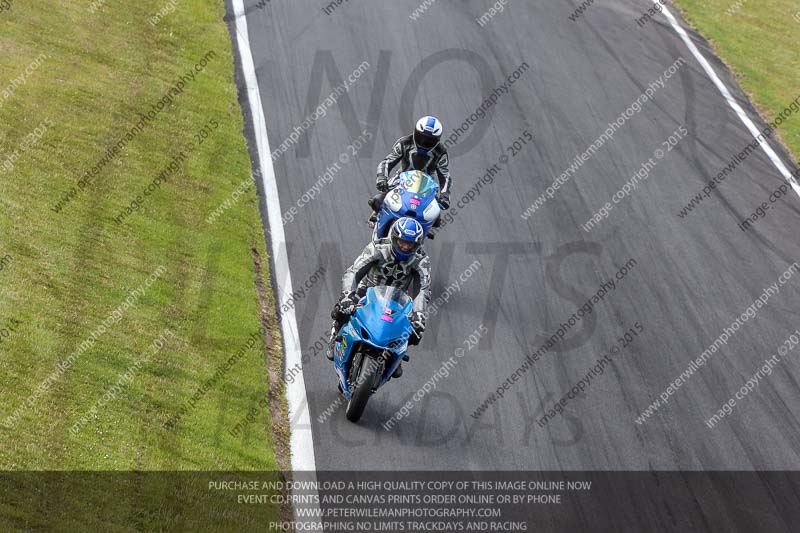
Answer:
333;287;414;399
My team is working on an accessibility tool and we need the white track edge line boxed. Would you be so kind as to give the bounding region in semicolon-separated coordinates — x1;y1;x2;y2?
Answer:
231;0;317;474
661;5;800;197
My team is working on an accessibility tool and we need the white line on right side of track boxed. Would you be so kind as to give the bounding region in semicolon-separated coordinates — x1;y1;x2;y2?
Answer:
661;5;800;197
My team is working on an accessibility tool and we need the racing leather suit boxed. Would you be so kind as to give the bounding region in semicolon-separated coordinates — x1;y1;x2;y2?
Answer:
330;239;431;342
342;239;431;314
377;135;452;195
371;135;452;214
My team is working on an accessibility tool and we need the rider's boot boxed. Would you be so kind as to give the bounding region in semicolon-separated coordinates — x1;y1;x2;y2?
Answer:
326;324;338;361
391;353;411;378
427;215;442;239
367;195;383;227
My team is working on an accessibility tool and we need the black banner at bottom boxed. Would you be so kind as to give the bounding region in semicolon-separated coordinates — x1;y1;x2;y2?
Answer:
1;471;799;532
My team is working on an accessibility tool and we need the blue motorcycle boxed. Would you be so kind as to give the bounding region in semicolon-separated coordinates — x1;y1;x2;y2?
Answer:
332;286;415;422
373;170;442;242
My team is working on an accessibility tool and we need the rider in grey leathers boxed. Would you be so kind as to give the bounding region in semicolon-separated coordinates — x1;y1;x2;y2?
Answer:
328;218;430;378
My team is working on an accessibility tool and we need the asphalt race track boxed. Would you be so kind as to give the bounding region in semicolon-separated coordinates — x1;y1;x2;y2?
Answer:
227;0;800;479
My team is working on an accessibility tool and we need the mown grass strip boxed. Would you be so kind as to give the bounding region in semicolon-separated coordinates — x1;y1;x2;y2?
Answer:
0;0;287;528
673;0;800;160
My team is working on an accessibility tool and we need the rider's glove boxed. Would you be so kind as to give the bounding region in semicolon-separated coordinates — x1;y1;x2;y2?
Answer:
437;191;451;210
338;291;358;315
410;311;426;335
376;176;389;192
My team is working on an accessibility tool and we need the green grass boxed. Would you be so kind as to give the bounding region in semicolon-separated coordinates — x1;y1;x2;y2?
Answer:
0;0;288;529
673;0;800;160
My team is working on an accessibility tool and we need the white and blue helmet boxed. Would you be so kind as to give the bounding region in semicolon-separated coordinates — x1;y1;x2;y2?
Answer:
414;116;443;152
390;217;425;260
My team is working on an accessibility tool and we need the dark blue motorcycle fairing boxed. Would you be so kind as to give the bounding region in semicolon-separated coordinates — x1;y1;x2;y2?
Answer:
374;172;440;241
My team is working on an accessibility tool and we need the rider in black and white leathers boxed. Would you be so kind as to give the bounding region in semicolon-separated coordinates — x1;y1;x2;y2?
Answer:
376;135;452;200
369;116;452;220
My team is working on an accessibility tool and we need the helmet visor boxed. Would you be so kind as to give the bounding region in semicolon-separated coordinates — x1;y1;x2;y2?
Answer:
393;236;419;255
414;129;439;150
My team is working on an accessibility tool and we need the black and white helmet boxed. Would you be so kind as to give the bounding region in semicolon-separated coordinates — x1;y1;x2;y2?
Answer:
413;116;443;152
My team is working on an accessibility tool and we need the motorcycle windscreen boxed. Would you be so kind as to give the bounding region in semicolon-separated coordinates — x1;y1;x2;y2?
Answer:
353;286;414;349
396;170;438;198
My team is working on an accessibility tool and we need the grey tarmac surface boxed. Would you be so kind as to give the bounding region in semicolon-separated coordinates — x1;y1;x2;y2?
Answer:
228;0;800;474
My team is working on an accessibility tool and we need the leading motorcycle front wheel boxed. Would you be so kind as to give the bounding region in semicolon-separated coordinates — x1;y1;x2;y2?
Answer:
346;354;383;423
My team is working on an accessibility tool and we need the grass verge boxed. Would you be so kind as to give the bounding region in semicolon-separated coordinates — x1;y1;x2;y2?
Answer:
672;0;800;160
0;0;288;528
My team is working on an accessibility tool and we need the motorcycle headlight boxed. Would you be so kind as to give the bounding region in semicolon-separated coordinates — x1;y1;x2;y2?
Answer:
423;201;441;221
388;339;408;351
385;191;403;212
